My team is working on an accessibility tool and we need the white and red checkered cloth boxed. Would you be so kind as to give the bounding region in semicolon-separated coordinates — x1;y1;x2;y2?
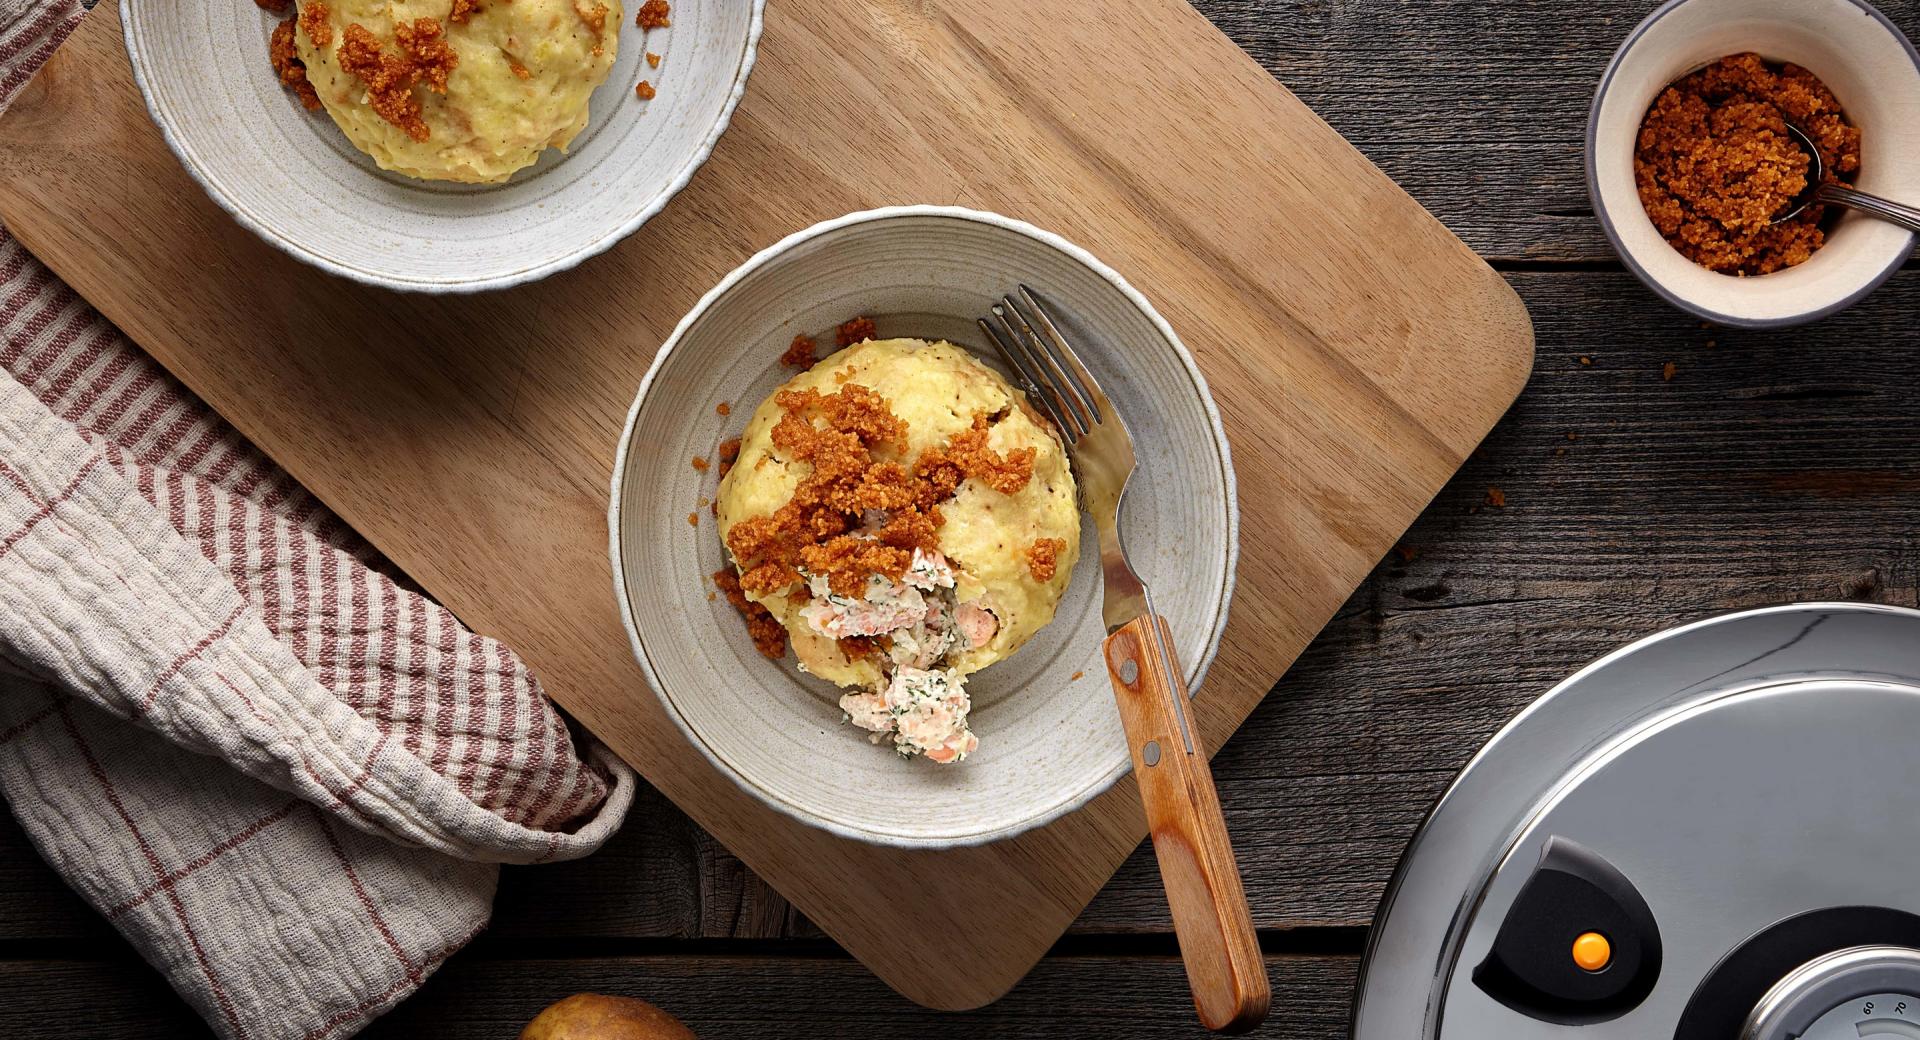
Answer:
0;3;635;1037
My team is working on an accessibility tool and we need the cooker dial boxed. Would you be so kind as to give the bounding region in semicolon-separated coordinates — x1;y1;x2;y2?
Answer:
1744;947;1920;1040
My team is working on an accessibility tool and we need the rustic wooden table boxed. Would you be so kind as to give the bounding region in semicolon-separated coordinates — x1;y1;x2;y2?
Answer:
6;0;1919;1035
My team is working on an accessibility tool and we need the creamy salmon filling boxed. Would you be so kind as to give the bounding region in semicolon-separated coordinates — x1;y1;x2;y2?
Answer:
798;547;998;762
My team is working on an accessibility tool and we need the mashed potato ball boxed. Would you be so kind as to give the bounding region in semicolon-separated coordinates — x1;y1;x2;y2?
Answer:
295;0;620;183
717;338;1081;763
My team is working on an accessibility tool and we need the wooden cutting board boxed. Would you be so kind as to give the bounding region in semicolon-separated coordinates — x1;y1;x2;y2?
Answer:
0;0;1533;1010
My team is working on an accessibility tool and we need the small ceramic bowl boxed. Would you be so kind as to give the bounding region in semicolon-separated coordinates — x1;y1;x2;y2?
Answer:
124;0;762;293
1588;0;1920;327
608;206;1238;848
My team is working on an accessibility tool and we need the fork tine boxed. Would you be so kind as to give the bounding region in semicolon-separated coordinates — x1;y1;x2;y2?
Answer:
992;306;1087;441
1000;294;1097;435
1017;286;1112;425
979;315;1074;441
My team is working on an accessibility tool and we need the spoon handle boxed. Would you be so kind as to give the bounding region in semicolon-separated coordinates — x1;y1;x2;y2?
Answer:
1818;184;1920;234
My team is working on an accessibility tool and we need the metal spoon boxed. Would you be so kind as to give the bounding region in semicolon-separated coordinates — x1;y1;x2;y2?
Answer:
1772;122;1920;231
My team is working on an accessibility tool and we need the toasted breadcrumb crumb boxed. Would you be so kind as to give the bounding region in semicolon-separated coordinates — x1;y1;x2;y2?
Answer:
1485;487;1507;508
1025;538;1066;582
573;0;609;32
337;20;457;142
269;18;324;111
449;0;480;23
716;401;731;417
688;512;699;527
691;456;710;473
1662;361;1678;381
917;414;1037;497
393;18;456;91
779;334;816;369
507;56;531;79
713;569;787;659
636;80;656;100
647;51;661;68
636;0;671;28
256;0;291;13
298;1;333;46
836;316;877;347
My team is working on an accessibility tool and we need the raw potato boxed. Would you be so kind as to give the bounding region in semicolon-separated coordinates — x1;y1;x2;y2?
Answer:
519;993;696;1040
717;338;1081;688
296;0;621;183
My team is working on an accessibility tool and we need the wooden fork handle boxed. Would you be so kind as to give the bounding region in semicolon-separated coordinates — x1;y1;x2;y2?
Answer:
1104;615;1270;1033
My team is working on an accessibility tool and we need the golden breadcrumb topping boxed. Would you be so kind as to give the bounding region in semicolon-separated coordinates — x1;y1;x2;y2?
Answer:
835;316;877;347
269;18;324;111
725;383;1038;606
713;569;787;659
298;1;334;46
1025;538;1065;582
636;0;671;29
337;19;459;142
779;334;816;369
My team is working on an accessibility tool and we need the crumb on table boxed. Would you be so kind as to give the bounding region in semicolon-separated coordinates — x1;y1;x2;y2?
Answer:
635;80;656;100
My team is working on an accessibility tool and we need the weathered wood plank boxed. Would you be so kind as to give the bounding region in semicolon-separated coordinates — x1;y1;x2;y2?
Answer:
1191;0;1920;262
7;266;1920;942
0;952;1359;1038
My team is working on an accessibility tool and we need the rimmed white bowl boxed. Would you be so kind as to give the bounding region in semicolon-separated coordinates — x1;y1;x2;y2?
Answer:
124;0;762;293
1587;0;1920;327
609;206;1239;848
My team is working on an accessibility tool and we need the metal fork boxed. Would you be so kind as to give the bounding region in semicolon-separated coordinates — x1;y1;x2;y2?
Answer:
982;287;1270;1034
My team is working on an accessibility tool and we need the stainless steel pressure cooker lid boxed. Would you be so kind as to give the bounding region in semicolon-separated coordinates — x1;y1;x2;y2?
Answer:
1352;603;1920;1039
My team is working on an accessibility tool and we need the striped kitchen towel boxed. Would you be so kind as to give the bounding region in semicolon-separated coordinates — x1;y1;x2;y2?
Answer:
0;3;635;1038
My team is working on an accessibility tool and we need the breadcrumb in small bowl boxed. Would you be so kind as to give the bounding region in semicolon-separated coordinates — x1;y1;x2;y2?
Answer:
1587;0;1920;327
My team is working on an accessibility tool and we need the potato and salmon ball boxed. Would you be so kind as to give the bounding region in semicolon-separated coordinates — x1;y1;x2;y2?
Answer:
292;0;620;183
716;338;1081;763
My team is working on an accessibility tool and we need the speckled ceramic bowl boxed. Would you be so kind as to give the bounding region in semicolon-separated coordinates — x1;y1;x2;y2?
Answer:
609;207;1238;848
1587;0;1920;327
123;0;761;292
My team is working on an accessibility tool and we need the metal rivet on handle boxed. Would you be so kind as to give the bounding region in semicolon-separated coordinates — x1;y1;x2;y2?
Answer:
1119;659;1139;685
1142;740;1161;766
